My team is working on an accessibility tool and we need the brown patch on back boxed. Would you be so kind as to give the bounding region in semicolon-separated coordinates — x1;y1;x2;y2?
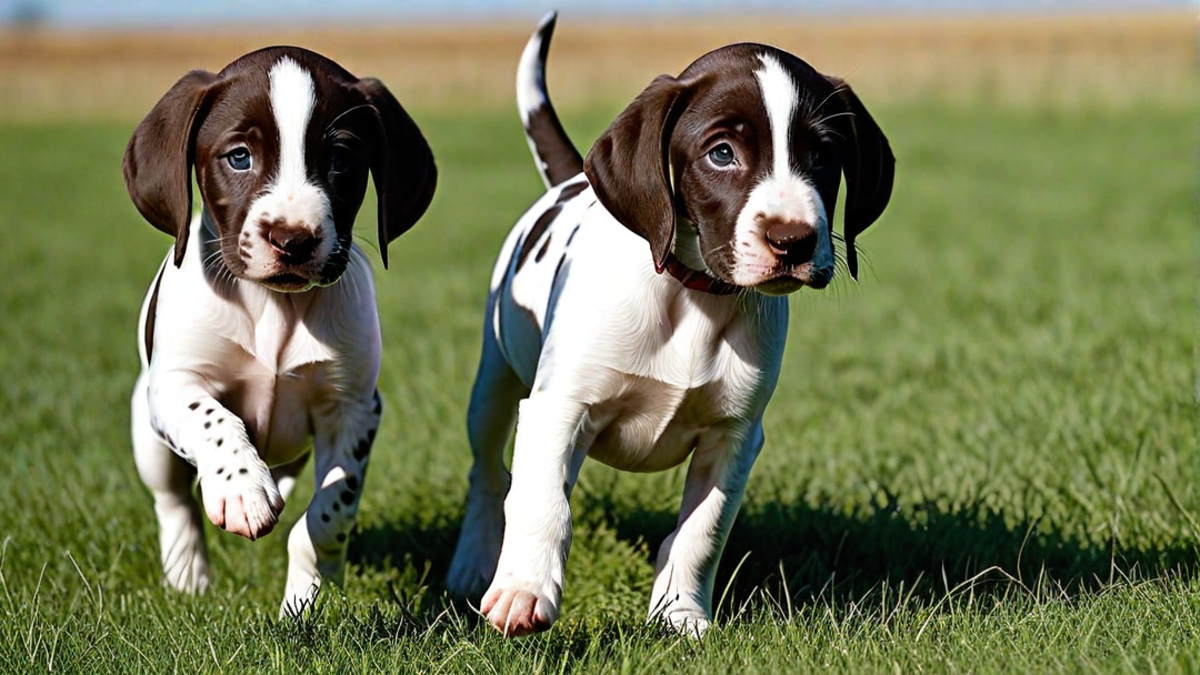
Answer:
516;204;562;272
534;232;553;262
556;181;588;204
515;180;589;272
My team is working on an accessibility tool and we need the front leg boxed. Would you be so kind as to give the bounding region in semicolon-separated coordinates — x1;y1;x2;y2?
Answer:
481;395;587;637
147;372;283;540
649;421;764;636
280;390;382;617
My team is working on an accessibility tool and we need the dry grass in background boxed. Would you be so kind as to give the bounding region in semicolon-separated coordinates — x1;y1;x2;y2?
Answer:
0;10;1192;121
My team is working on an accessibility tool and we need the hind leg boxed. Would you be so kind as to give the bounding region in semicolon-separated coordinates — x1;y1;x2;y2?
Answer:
446;328;528;600
280;391;382;617
132;372;209;593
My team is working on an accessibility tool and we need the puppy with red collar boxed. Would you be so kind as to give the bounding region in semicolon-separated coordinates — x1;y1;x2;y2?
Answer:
125;47;435;615
446;14;895;636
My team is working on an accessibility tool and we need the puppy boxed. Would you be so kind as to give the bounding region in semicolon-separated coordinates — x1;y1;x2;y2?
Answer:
124;46;436;615
446;14;894;636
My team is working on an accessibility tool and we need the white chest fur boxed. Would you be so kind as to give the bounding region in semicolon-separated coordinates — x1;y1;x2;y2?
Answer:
580;289;786;472
141;215;381;464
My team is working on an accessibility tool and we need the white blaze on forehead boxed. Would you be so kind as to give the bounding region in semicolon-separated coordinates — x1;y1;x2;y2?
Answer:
237;57;333;281
268;57;316;191
754;53;798;180
728;53;834;288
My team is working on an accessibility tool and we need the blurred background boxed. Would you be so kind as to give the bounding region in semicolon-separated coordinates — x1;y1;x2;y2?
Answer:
0;0;1190;120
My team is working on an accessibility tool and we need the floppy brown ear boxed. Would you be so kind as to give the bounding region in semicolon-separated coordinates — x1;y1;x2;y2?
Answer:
355;78;437;269
584;74;698;272
824;77;895;280
123;70;220;267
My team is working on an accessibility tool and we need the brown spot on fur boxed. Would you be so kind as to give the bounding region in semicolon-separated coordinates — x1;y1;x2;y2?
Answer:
516;204;561;272
556;181;587;204
534;232;553;262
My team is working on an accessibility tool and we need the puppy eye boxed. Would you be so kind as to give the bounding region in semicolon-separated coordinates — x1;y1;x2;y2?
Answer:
811;151;838;175
225;148;252;172
329;147;351;175
707;144;736;168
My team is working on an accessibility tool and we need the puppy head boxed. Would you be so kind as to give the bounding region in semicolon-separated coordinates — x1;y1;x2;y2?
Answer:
123;46;436;291
584;44;894;295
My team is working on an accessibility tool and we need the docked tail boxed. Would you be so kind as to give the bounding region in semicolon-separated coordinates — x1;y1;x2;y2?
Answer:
516;12;583;189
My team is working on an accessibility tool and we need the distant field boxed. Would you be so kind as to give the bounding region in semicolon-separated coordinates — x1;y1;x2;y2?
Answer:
0;11;1192;121
0;12;1196;675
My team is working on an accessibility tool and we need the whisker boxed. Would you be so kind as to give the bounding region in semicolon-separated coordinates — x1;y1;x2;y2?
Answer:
812;84;849;116
814;111;856;126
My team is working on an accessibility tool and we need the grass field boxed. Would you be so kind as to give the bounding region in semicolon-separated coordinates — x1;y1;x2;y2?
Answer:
0;13;1196;675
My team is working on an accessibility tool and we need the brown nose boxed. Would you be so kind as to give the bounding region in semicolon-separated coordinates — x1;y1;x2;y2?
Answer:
267;226;320;265
764;219;818;263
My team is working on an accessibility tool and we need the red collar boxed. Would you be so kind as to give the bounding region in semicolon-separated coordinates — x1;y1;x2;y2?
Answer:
658;254;739;295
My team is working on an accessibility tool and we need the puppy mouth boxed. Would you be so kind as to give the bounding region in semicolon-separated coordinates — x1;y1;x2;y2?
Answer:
753;276;806;296
254;255;350;292
751;264;832;296
261;273;315;293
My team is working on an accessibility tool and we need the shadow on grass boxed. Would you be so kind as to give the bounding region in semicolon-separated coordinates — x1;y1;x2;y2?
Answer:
350;491;1198;617
709;500;1196;606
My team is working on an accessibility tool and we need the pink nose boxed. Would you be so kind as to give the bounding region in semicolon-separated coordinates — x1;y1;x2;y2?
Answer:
764;219;817;263
267;226;320;265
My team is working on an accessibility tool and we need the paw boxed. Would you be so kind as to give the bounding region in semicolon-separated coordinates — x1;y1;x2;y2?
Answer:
152;494;211;593
480;579;558;637
199;448;283;540
659;606;711;637
160;530;210;594
163;563;210;594
280;576;321;619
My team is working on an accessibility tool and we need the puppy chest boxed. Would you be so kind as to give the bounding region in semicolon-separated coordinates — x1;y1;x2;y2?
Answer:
216;363;319;465
586;378;740;473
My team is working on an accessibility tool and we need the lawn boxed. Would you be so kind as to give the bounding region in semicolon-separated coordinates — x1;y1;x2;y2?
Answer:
0;65;1196;674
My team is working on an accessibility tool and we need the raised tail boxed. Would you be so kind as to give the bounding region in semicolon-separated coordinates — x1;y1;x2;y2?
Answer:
516;11;584;189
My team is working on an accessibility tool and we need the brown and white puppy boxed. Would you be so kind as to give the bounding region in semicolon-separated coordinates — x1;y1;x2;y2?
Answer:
446;14;893;636
125;46;435;615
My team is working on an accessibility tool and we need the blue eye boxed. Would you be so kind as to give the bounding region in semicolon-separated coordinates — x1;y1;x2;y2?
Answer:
708;144;735;167
226;148;252;171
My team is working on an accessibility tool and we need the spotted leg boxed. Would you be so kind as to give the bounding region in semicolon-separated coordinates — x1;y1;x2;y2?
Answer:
447;327;529;600
648;421;764;636
144;371;283;541
132;371;210;593
280;390;382;617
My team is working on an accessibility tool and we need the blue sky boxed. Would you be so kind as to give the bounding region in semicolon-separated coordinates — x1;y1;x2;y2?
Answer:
0;0;1187;26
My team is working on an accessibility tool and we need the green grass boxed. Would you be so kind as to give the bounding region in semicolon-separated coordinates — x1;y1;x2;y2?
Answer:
0;101;1195;673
